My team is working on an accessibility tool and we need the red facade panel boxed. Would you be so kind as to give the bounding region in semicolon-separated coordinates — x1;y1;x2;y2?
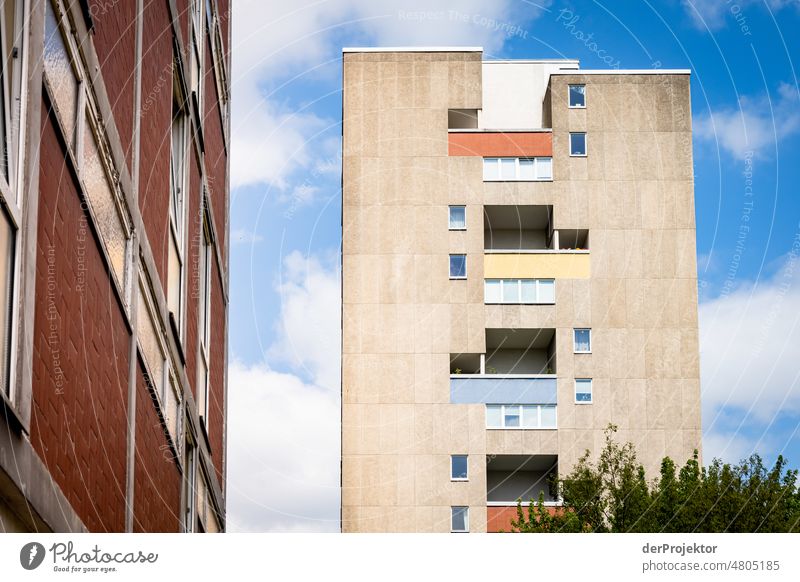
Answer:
31;107;130;532
448;131;553;157
486;505;560;533
88;0;137;170
132;366;183;532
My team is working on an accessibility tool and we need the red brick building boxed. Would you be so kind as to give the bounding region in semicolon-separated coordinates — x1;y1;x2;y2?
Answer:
0;0;230;533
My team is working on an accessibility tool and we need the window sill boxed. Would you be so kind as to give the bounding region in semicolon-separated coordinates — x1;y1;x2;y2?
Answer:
486;427;558;431
568;105;586;109
451;478;469;482
483;178;553;183
448;227;467;231
485;302;555;306
574;350;592;354
449;276;467;280
575;401;593;405
569;154;588;158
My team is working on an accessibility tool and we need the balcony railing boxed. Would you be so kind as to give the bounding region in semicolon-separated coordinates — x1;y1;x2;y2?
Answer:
450;374;557;405
484;251;590;280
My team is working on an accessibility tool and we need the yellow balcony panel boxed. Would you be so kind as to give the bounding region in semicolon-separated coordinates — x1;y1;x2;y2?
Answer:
484;251;590;279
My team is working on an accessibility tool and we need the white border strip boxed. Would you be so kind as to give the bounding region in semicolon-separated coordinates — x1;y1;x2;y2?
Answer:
552;69;691;75
342;46;483;53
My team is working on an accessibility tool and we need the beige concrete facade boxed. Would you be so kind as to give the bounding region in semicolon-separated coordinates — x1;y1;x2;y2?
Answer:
341;49;701;533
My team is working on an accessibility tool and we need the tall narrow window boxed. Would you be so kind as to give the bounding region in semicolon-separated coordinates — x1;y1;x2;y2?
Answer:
197;204;213;430
569;84;586;108
451;506;469;533
448;206;466;230
0;0;25;399
183;437;197;532
575;379;593;403
449;254;467;279
570;132;587;156
190;0;204;121
574;329;591;353
169;70;187;337
451;455;468;481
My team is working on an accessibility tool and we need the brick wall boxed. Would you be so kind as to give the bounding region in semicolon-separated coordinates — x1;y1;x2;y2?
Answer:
88;0;137;170
132;366;182;532
209;257;226;482
204;39;228;259
31;106;130;532
137;0;174;291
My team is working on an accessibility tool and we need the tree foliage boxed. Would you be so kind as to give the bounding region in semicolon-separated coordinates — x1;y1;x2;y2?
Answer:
510;425;800;533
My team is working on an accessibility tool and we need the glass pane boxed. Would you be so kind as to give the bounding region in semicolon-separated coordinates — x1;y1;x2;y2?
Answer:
168;232;181;318
0;206;13;393
540;405;557;428
518;158;535;180
451;507;468;531
538;279;555;303
536;157;552;180
83;117;128;291
501;279;519;303
486;405;502;428
449;254;466;278
570;133;587;156
576;380;592;402
520;279;536;303
484;279;501;303
448;206;466;229
483;158;499;180
500;158;516;180
504;406;520;427
137;284;164;396
44;3;78;149
574;329;591;352
522;405;539;428
569;84;586;107
451;455;468;479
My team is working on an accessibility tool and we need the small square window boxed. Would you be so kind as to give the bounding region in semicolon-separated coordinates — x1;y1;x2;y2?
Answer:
449;254;467;279
569;84;586;108
486;404;502;428
448;206;466;230
518;158;535;180
499;158;516;180
483;158;499;180
570;132;587;156
451;506;469;532
575;379;593;404
574;329;591;353
451;455;468;480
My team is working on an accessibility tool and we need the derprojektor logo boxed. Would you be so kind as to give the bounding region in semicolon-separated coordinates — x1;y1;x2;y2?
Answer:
20;542;46;570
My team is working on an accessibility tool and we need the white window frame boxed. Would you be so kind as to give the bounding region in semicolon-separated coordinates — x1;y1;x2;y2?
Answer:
569;132;587;157
451;506;469;533
190;0;204;124
449;254;467;280
448;205;466;231
483;157;553;181
484;279;555;305
568;84;586;108
450;455;469;481
573;328;592;353
0;0;27;402
168;66;189;339
197;204;213;431
575;379;593;404
486;404;558;429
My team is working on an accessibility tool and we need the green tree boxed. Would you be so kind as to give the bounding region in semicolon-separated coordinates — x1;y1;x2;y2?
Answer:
509;424;800;533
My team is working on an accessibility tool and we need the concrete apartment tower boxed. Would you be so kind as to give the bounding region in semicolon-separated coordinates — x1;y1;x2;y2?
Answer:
341;48;700;533
0;1;230;532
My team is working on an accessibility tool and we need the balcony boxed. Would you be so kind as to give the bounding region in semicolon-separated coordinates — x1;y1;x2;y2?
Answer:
486;454;560;532
450;329;557;408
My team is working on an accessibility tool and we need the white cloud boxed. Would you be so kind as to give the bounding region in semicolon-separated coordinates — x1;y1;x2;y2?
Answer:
681;0;800;30
699;251;800;431
225;362;340;532
227;251;341;532
694;83;800;160
231;0;552;190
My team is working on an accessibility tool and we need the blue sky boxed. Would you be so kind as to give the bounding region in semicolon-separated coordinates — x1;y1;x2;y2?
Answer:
225;0;800;532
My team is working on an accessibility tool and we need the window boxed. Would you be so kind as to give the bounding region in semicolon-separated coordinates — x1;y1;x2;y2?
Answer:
183;437;197;532
190;0;204;120
483;157;553;181
486;404;557;429
569;84;586;108
575;379;593;403
574;329;591;353
0;0;27;399
451;506;469;533
448;206;466;230
449;254;467;279
569;132;587;156
484;279;555;304
169;69;188;336
451;455;468;481
197;205;213;430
